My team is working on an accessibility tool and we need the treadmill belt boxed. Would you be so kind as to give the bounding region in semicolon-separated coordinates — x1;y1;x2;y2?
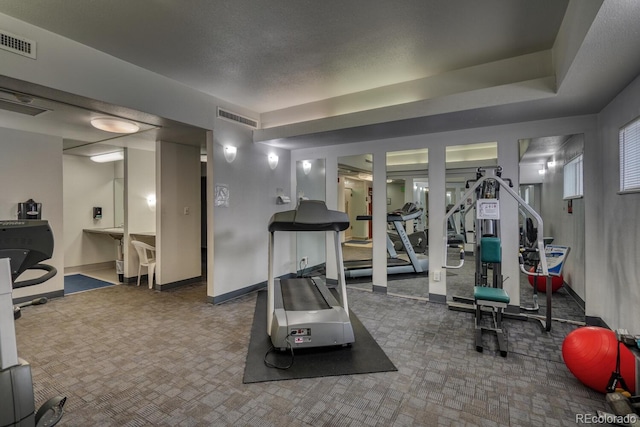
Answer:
344;258;411;270
280;278;331;311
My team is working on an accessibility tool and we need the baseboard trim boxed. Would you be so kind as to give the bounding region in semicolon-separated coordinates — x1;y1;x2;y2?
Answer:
13;289;64;304
156;276;202;291
297;262;325;277
372;284;387;294
562;284;585;310
585;316;608;328
209;282;266;305
428;293;447;304
505;304;521;314
209;273;297;305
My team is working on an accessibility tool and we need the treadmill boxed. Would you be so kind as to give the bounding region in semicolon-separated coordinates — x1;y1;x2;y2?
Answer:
344;203;429;278
1;220;66;427
267;200;355;351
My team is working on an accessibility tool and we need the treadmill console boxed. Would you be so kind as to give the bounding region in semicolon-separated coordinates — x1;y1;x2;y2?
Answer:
0;220;54;282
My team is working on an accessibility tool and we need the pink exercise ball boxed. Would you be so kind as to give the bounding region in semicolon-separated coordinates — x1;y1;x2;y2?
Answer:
562;326;636;394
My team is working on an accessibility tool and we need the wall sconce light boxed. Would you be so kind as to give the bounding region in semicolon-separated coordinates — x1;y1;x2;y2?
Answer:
90;151;124;163
268;153;279;170
538;168;547;175
547;160;556;168
223;146;237;163
147;194;156;211
302;160;312;175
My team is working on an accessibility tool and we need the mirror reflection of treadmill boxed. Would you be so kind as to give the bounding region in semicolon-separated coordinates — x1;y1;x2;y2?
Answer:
344;203;429;278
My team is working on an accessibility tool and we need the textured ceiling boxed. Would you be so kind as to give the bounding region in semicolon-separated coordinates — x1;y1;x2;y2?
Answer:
0;0;567;113
1;0;640;158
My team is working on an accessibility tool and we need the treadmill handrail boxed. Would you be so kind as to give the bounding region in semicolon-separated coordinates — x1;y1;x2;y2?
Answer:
355;208;423;223
387;208;422;222
12;264;57;289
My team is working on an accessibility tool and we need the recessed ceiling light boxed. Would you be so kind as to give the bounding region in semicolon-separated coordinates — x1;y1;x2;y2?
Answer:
90;151;124;163
90;117;140;134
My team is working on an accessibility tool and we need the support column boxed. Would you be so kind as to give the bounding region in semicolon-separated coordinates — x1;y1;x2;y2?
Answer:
206;130;215;300
428;145;446;302
325;156;338;281
497;140;520;309
405;176;416;234
372;153;388;293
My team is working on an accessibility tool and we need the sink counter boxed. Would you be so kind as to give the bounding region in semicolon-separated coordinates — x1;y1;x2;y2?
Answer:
83;227;124;239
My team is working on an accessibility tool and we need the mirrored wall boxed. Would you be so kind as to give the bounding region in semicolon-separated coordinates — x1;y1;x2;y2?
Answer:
385;148;429;298
518;134;585;323
295;158;326;276
444;142;498;302
338;154;373;289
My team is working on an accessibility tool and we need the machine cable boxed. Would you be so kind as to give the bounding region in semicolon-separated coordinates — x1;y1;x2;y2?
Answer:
263;335;295;370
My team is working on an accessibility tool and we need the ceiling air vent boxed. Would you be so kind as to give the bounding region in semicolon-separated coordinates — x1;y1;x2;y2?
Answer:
0;29;36;59
217;107;259;129
0;98;48;116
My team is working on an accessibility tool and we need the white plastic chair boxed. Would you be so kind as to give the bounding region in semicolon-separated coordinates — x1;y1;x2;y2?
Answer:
131;240;156;289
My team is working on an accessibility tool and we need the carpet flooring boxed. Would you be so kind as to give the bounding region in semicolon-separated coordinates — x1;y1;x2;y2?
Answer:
13;279;612;426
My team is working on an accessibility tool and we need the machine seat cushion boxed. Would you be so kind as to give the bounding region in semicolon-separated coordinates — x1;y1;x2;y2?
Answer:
480;237;501;263
474;286;510;304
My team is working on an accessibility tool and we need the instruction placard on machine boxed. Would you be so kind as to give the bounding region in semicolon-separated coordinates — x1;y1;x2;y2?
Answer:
477;199;500;220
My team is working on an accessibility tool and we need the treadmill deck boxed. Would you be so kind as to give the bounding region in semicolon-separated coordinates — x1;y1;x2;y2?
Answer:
271;277;354;350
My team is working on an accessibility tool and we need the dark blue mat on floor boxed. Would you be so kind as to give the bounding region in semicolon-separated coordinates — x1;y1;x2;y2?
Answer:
64;274;114;295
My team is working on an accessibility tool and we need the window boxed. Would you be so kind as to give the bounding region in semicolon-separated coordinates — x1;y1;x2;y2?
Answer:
563;154;583;199
620;117;640;192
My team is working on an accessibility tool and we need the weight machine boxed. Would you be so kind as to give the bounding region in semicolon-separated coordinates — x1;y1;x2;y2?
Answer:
443;167;553;356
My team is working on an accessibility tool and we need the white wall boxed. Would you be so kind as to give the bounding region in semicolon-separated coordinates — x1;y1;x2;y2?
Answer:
156;141;201;287
63;155;118;268
210;119;291;300
386;183;405;211
124;148;156;279
591;74;640;331
0;127;64;299
344;179;369;239
520;163;545;184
